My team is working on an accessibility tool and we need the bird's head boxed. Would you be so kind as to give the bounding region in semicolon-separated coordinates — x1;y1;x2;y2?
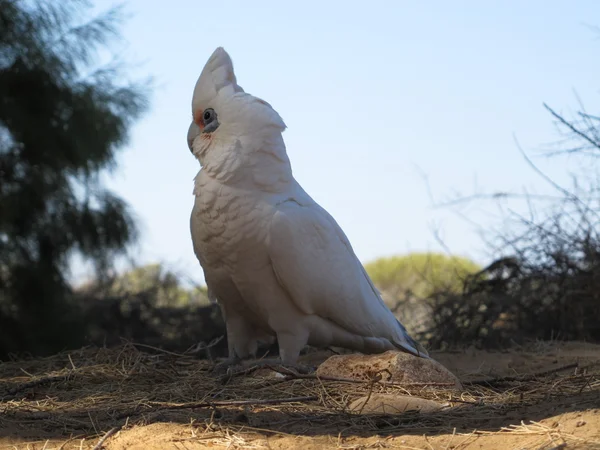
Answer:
187;47;286;164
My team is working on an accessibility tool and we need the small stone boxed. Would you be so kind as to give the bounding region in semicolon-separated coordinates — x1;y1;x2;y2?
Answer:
250;368;285;379
349;393;444;414
576;420;586;427
316;350;462;389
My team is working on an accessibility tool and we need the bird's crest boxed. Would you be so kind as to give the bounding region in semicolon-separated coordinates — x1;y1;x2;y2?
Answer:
192;47;244;115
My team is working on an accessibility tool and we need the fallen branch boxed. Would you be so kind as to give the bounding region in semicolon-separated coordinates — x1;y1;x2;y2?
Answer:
270;366;458;388
147;395;319;410
2;372;74;399
218;364;266;383
219;364;456;387
114;395;319;420
92;426;122;450
466;362;579;387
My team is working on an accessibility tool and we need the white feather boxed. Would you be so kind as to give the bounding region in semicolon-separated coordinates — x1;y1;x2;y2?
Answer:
188;47;428;364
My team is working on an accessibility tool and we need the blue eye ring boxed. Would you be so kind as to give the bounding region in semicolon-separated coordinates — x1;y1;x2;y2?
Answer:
203;108;215;124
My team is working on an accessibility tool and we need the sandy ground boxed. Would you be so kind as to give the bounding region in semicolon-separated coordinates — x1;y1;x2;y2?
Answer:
1;341;599;450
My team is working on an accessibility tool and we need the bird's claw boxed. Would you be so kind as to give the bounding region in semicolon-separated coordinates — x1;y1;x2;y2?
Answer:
211;357;242;375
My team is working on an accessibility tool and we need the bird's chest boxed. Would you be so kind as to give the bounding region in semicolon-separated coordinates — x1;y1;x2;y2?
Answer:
191;179;270;268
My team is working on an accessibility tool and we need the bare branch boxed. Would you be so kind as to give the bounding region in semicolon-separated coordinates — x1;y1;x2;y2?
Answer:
544;103;600;152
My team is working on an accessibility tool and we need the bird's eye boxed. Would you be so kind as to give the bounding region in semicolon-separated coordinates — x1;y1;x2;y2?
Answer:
199;108;219;134
203;108;214;124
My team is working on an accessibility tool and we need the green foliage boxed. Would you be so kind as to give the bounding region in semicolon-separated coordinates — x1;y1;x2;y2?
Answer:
74;263;220;353
78;263;210;308
365;252;481;300
0;0;150;357
363;252;481;338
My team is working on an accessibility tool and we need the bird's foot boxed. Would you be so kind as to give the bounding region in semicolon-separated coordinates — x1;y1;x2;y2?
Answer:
212;357;315;382
211;356;243;376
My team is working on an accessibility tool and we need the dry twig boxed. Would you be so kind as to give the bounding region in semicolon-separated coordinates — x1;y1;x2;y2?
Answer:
466;363;579;387
91;426;122;450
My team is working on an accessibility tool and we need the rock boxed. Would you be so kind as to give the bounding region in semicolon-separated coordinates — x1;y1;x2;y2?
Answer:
349;393;445;414
316;350;462;389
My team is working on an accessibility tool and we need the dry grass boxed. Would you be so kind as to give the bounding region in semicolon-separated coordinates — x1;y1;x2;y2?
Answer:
1;342;600;449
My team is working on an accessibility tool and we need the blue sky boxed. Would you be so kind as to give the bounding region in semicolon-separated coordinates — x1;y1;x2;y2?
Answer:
83;0;600;285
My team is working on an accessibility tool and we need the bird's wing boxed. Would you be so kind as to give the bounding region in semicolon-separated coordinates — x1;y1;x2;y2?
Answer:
267;197;428;357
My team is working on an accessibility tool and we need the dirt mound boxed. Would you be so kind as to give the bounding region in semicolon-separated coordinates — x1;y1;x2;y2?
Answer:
1;341;600;449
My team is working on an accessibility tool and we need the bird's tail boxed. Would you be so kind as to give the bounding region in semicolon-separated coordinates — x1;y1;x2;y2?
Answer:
367;273;430;358
393;319;430;359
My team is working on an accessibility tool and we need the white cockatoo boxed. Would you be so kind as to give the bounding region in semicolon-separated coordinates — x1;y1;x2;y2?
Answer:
187;47;429;371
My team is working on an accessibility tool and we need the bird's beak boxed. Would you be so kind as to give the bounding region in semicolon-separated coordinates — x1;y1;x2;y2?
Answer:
187;121;201;153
